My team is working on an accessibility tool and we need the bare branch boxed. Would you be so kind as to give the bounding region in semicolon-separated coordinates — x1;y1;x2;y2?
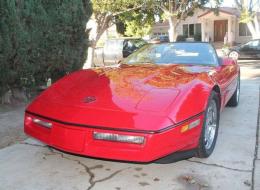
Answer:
158;3;171;14
174;0;177;12
179;1;197;20
249;0;253;11
253;14;260;34
234;0;243;10
252;0;260;11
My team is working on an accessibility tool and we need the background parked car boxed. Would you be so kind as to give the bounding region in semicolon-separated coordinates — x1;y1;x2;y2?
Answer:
229;39;260;59
150;36;169;44
94;38;147;66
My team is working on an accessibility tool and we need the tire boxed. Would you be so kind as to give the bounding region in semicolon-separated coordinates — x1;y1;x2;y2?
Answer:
196;91;220;158
227;75;240;107
229;51;239;60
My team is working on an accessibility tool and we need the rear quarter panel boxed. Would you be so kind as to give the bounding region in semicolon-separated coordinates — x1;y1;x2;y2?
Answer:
213;58;240;108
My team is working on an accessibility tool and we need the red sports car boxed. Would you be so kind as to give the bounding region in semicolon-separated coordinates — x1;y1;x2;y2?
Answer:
24;42;240;162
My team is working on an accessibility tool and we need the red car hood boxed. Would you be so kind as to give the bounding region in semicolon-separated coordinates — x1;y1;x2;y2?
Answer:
27;64;213;132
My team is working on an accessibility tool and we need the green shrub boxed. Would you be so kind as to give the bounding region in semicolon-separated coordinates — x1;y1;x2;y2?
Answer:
0;0;91;98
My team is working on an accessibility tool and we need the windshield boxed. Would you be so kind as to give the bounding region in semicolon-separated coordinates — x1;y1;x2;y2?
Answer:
124;43;219;66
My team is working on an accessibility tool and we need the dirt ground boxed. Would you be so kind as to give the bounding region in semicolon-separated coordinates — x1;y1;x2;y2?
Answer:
0;103;27;149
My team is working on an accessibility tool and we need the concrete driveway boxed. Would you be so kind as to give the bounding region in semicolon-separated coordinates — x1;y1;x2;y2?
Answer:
0;60;259;190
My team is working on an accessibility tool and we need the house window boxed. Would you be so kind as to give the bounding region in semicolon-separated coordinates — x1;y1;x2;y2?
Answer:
189;24;194;36
183;23;201;37
239;23;251;36
195;23;201;35
183;24;188;36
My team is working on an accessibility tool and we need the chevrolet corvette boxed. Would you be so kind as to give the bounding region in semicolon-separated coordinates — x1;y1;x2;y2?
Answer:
24;42;240;162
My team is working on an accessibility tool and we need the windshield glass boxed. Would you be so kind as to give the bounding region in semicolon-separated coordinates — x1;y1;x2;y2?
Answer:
124;43;218;66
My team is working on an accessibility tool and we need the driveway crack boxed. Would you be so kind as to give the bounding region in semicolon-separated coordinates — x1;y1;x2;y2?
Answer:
20;141;130;189
186;159;252;173
46;148;129;190
252;85;260;190
20;142;128;190
20;142;47;148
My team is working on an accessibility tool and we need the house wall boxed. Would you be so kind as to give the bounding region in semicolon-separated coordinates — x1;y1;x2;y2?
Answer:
152;23;169;37
175;10;206;35
151;8;256;44
179;12;256;44
151;10;206;38
199;13;237;43
202;19;214;42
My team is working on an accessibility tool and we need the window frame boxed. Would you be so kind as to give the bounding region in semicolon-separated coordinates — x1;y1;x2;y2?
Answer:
124;42;220;67
183;24;189;36
239;23;252;37
183;23;202;37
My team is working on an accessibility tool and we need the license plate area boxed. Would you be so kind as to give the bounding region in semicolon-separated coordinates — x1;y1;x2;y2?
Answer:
51;124;86;152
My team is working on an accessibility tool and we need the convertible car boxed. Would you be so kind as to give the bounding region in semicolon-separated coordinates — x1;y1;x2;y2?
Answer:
24;42;240;162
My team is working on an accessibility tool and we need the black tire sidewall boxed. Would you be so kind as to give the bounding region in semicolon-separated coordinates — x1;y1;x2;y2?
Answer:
198;91;220;157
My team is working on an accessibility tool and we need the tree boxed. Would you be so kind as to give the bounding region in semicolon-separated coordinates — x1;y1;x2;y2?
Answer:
235;0;260;39
84;0;222;67
84;0;145;68
115;19;126;36
0;0;91;101
155;0;222;42
118;7;156;37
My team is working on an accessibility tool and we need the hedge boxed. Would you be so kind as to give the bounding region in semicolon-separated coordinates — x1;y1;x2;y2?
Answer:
0;0;91;98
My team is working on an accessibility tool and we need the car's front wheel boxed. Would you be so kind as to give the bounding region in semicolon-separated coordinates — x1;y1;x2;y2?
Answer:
229;51;239;60
196;91;220;158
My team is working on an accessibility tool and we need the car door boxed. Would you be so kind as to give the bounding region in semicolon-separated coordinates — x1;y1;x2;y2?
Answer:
239;40;260;58
104;39;124;65
255;40;260;58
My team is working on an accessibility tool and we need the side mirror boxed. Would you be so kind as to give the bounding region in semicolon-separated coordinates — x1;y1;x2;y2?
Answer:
222;58;237;66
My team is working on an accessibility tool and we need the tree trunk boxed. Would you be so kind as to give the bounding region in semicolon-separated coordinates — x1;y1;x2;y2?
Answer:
83;41;96;69
253;15;260;39
247;21;257;39
83;15;112;69
247;16;260;39
168;16;178;42
1;90;12;104
84;17;99;69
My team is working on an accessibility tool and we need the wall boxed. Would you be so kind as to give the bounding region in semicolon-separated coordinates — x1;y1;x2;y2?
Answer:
175;9;206;35
152;22;169;37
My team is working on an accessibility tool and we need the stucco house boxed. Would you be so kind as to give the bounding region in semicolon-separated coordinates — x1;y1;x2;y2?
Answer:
152;7;257;45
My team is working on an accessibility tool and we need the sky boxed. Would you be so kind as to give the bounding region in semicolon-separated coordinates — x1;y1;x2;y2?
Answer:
213;0;260;10
209;0;236;7
221;0;236;7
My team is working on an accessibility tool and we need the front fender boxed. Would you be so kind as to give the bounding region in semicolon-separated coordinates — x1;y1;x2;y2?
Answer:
167;80;214;124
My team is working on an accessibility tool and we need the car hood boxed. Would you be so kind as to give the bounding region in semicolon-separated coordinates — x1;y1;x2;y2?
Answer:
27;64;213;131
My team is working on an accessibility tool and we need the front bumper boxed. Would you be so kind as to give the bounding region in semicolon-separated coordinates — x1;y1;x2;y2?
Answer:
24;112;203;162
